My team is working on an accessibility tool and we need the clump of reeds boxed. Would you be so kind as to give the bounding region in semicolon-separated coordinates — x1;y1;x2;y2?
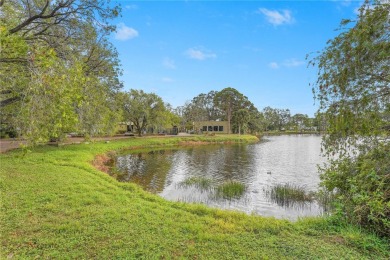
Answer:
267;183;313;207
179;176;213;190
216;180;246;199
314;189;335;212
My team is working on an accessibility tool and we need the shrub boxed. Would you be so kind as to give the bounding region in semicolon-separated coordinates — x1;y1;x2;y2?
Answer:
321;143;390;237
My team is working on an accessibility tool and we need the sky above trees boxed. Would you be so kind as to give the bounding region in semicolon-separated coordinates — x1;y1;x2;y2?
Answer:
111;0;363;117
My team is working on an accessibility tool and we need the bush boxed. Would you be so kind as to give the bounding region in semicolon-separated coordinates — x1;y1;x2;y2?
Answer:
321;143;390;237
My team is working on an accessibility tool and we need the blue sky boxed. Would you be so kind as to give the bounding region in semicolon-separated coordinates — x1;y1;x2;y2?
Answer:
111;1;362;117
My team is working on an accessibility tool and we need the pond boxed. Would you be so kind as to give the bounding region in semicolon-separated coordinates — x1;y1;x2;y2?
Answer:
110;135;328;220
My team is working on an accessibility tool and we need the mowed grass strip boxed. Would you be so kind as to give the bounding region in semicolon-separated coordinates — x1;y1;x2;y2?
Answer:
0;135;389;259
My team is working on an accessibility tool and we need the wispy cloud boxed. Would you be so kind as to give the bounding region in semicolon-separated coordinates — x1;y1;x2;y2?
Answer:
258;8;294;26
115;23;138;41
162;77;174;83
341;0;352;7
269;62;280;69
185;47;217;60
268;59;305;69
125;4;138;10
283;59;305;67
162;58;176;69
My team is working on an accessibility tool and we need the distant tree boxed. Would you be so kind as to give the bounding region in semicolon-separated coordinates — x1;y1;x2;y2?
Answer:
313;112;328;133
262;107;279;131
247;110;265;134
152;103;181;133
309;0;389;236
233;109;250;135
183;91;221;123
277;109;291;131
291;113;310;132
122;90;166;137
214;87;253;134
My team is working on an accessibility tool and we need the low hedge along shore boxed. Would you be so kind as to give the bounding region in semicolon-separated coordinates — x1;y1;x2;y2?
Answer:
1;135;389;259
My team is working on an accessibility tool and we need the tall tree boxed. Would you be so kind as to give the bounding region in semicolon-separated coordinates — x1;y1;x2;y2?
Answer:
122;90;166;137
262;107;279;131
309;0;389;236
291;113;310;132
214;87;253;134
233;109;250;135
183;91;221;123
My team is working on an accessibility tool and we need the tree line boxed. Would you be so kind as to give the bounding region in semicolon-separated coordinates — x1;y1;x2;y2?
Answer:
175;88;325;135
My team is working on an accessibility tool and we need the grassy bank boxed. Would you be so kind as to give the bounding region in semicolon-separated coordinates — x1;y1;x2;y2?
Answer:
1;135;388;258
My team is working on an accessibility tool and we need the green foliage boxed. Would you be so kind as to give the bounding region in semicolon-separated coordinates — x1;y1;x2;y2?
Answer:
320;143;390;237
214;87;258;134
0;0;122;144
182;91;222;123
121;89;168;136
310;0;390;237
233;109;250;134
262;107;292;131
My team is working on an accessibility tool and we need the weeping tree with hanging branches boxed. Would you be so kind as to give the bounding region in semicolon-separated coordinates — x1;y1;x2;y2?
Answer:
309;0;389;237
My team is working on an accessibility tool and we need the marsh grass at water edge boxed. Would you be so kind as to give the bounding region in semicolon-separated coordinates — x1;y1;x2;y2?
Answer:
178;176;213;190
216;180;246;199
266;183;314;207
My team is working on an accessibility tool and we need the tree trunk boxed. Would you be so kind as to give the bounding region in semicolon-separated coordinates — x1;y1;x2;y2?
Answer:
227;107;231;134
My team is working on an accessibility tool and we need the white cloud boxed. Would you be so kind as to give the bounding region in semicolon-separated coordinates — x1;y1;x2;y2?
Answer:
115;23;138;41
269;62;280;69
268;59;305;69
283;59;305;67
162;58;176;69
185;47;217;60
162;77;174;83
341;0;352;7
125;4;138;10
258;8;294;26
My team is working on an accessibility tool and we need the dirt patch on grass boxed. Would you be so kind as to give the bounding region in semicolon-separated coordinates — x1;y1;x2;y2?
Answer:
92;153;115;173
325;235;346;245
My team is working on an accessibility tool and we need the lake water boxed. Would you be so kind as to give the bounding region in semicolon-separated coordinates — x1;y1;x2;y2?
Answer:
111;135;328;220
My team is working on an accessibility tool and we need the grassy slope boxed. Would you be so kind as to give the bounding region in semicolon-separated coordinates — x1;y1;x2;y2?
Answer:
1;135;388;259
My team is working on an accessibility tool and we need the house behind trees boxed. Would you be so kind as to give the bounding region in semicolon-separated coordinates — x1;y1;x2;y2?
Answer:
193;121;230;134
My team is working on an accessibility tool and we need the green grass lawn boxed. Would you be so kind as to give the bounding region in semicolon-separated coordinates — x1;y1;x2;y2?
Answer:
1;135;388;259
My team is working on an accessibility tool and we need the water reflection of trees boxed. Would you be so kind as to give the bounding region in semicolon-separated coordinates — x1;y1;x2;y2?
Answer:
115;150;174;193
114;145;256;194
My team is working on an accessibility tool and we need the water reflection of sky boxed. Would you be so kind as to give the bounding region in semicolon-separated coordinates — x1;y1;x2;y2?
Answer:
113;135;327;220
